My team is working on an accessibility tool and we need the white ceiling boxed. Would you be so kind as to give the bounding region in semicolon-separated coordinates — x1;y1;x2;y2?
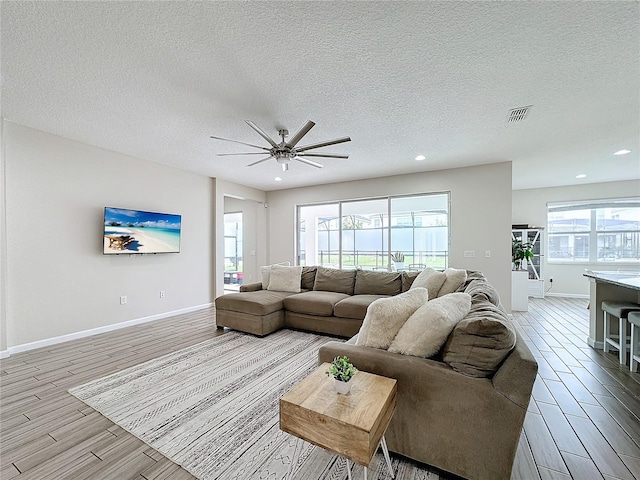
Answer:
2;1;639;192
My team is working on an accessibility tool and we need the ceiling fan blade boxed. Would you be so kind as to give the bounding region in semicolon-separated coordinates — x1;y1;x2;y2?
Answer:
247;156;273;167
285;120;315;149
210;136;271;151
296;153;349;159
245;120;279;148
216;152;269;156
295;156;324;168
296;136;351;152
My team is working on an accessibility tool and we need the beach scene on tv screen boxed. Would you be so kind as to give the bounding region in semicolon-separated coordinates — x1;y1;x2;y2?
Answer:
104;208;181;254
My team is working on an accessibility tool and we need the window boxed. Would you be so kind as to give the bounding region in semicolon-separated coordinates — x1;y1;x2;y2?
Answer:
296;193;449;270
547;199;640;263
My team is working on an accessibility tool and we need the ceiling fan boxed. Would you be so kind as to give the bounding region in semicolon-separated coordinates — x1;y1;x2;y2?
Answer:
210;120;351;172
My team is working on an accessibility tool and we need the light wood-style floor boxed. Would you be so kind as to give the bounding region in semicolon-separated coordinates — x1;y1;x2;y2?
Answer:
1;298;639;479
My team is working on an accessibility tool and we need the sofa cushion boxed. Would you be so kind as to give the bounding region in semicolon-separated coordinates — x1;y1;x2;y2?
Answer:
215;290;295;316
301;266;318;290
356;288;428;349
354;270;402;296
334;294;389;320
389;293;471;358
441;300;517;378
437;268;468;297
410;268;446;298
284;291;350;317
401;271;420;292
313;267;356;295
464;279;501;306
267;265;302;293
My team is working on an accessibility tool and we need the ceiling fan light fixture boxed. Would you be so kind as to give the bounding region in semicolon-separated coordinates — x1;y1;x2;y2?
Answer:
211;120;350;171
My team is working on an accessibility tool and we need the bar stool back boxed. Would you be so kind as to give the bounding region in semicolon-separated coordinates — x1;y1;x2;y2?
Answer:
602;301;640;365
629;311;640;373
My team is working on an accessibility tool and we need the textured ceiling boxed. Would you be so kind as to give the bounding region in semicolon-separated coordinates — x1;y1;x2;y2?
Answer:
1;1;639;191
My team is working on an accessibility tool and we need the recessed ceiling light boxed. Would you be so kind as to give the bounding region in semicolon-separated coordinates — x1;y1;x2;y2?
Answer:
274;177;282;182
415;155;426;161
576;174;587;179
614;149;631;155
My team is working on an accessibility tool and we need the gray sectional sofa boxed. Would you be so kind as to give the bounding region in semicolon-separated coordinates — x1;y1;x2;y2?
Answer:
214;266;538;480
215;266;409;337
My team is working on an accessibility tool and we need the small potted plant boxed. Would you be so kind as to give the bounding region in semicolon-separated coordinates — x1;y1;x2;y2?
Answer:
326;356;357;394
391;251;405;271
512;239;534;271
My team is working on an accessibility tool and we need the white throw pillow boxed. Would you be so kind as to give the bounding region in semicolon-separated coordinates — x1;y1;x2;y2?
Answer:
267;265;302;293
356;287;428;349
260;265;272;289
410;268;446;297
437;268;468;297
389;292;472;358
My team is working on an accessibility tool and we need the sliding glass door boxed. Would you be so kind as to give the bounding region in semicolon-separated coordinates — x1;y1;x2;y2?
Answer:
296;193;449;270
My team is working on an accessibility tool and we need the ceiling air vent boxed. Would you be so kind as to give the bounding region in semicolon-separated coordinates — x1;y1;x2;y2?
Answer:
507;105;532;123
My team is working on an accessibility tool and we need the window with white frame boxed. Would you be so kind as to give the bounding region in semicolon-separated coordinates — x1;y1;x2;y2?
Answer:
296;193;449;270
547;198;640;263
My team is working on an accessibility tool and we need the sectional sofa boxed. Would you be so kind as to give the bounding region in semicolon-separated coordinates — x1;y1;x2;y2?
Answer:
214;266;537;480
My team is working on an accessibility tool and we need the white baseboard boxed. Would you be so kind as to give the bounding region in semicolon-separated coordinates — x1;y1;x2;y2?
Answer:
5;303;214;357
544;292;590;299
587;337;604;350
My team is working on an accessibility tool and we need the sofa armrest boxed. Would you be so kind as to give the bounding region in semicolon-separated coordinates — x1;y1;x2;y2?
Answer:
492;330;538;409
240;282;263;292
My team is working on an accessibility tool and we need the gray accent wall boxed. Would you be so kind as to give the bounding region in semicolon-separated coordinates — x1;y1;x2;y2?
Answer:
265;162;513;311
3;121;216;349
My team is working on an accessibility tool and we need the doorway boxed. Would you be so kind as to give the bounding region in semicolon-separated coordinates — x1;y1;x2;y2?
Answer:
224;212;243;292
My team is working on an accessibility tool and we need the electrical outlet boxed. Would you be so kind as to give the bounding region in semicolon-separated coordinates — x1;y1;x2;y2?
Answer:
120;295;127;305
160;290;165;298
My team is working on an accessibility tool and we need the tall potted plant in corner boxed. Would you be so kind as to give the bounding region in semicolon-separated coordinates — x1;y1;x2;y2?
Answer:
391;252;405;271
512;239;534;271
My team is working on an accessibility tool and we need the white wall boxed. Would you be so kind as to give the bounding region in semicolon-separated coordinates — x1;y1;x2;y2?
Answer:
4;122;216;348
1;120;8;354
513;180;640;296
265;162;514;310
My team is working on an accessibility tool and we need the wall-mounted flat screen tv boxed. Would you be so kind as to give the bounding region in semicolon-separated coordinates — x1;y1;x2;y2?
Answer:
103;207;181;255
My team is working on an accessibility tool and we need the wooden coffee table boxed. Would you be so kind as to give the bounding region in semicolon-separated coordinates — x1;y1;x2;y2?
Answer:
280;363;397;479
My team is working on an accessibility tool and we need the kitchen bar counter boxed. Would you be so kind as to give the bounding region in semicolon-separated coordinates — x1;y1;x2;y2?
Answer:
584;271;640;348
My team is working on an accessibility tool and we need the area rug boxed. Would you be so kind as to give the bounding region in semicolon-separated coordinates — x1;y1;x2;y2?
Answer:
69;329;442;480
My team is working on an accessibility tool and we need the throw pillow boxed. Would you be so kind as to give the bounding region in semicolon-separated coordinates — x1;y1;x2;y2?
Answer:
437;268;468;297
410;268;446;297
389;293;472;358
267;265;303;293
260;265;272;289
355;287;428;350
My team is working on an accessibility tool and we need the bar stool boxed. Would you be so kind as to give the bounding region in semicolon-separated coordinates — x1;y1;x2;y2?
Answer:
602;301;640;365
629;311;640;373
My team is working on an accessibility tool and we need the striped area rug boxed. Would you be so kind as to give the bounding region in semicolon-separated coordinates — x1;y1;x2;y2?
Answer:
69;329;441;480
